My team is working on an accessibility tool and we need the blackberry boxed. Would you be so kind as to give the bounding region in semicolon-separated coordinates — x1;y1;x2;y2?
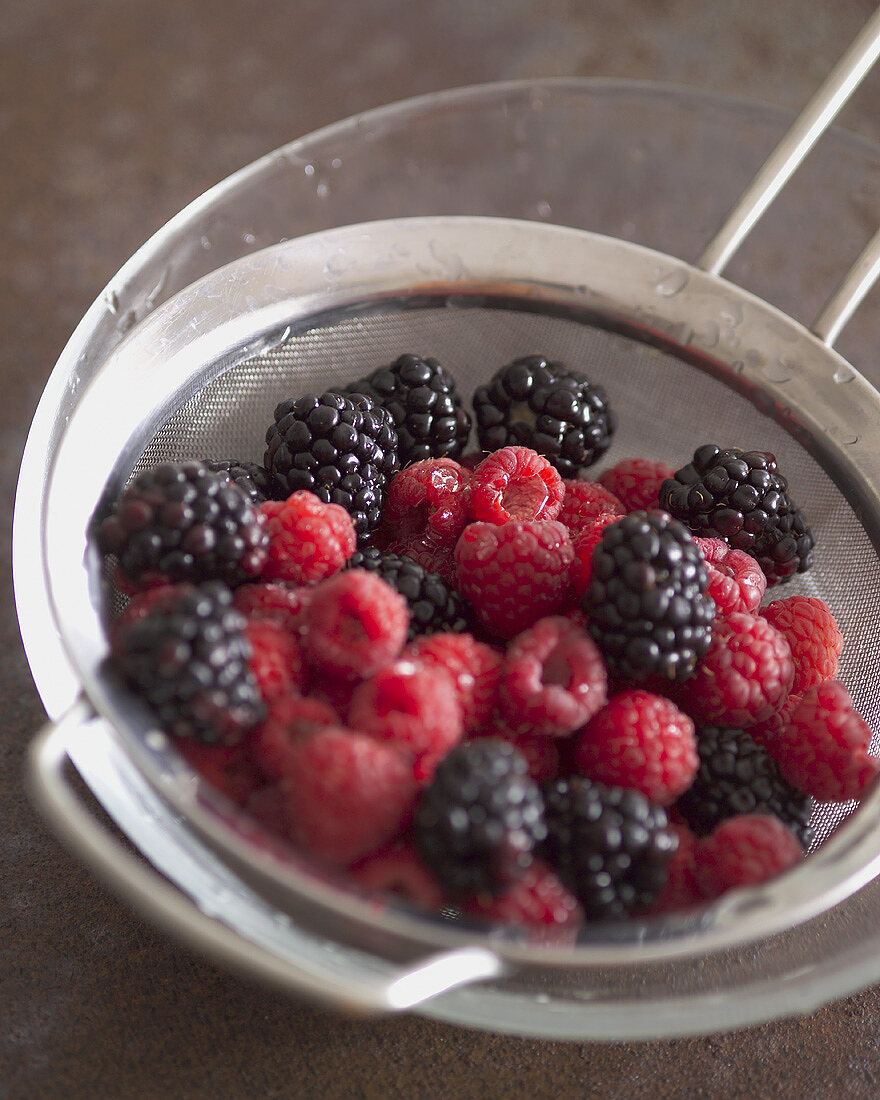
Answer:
584;510;715;682
413;739;547;896
263;390;399;540
203;458;274;505
346;548;469;639
110;581;265;745
541;776;677;920
97;460;270;590
677;725;814;849
345;353;471;466
658;444;814;586
472;354;615;477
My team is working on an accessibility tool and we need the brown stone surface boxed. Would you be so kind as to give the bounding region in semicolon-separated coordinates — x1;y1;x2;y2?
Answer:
4;1;880;1096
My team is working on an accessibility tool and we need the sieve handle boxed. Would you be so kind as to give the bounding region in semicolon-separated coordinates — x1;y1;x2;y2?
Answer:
27;700;506;1016
696;6;880;278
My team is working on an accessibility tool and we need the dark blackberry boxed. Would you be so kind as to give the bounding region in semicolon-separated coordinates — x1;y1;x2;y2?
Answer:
541;776;677;920
203;459;274;505
658;444;814;586
97;460;270;590
584;510;715;682
413;739;547;897
110;581;265;745
346;548;469;639
677;725;814;849
345;353;471;466
472;354;615;477
263;390;399;539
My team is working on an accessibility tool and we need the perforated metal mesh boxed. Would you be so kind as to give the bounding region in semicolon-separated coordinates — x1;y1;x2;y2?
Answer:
133;304;880;852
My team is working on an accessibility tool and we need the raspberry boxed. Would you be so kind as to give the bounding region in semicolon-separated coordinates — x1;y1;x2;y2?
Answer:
176;740;264;806
497;616;608;737
388;535;458;587
463;860;583;943
378;457;470;549
471;724;562;783
245;619;306;703
252;693;339;780
467;446;564;525
758;680;879;801
280;726;417;866
232;581;314;636
258;490;356;585
558;479;624;536
598;457;675;513
454;520;574;640
685;612;794;727
413;739;547;896
404;632;502;733
639;823;702;916
569;513;622;598
350;844;448;911
348;657;463;782
574;689;698;805
302;569;409;680
694;537;767;618
760;595;843;695
693;814;803;900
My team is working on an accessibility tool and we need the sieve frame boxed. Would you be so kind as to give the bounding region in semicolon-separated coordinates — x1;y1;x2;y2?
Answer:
27;214;880;972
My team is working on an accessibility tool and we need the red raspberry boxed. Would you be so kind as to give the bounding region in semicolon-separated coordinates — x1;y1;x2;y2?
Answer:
176;740;264;806
251;692;339;780
497;616;608;737
280;726;417;866
455;520;574;640
467;446;564;525
350;843;447;911
348;657;464;782
470;723;561;783
558;479;624;537
574;689;698;805
759;680;879;801
760;595;843;695
569;513;622;598
639;823;702;915
463;860;583;943
245;619;306;703
379;458;470;552
303;569;409;680
233;581;314;636
693;814;803;900
387;535;458;587
598;457;675;513
405;632;502;733
693;537;766;618
684;612;794;727
259;490;356;585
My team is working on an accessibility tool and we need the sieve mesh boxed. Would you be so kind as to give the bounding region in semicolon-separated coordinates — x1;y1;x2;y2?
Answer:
131;303;880;853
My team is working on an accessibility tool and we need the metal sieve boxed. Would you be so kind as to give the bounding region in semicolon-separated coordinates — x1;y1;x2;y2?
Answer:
14;11;880;1040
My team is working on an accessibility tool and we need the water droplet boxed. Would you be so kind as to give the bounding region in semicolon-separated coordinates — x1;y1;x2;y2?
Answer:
323;250;348;282
536;200;552;219
200;235;212;251
104;288;119;314
242;231;256;245
304;163;315;177
331;156;342;170
762;355;793;383
316;181;329;199
834;363;856;383
429;239;469;281
829;423;860;445
654;268;689;298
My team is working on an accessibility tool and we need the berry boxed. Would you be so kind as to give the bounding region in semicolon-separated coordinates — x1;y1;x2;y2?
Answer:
378;457;470;552
259;490;356;584
110;581;265;745
245;618;306;703
676;725;813;848
693;536;767;618
569;513;622;598
97;460;269;591
302;569;409;680
693;814;803;900
176;740;264;806
757;680;880;802
413;739;546;896
471;723;562;784
467;446;564;525
203;458;274;505
346;353;471;465
497;616;608;737
685;612;794;727
463;860;583;942
263;390;398;539
760;595;843;695
658;444;814;586
541;776;677;920
558;479;624;536
574;690;698;805
232;581;314;636
345;548;469;639
405;632;502;733
348;657;464;781
639;823;703;915
472;355;616;477
252;693;339;780
598;457;675;513
280;726;417;866
455;519;574;640
584;510;715;683
350;844;447;911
